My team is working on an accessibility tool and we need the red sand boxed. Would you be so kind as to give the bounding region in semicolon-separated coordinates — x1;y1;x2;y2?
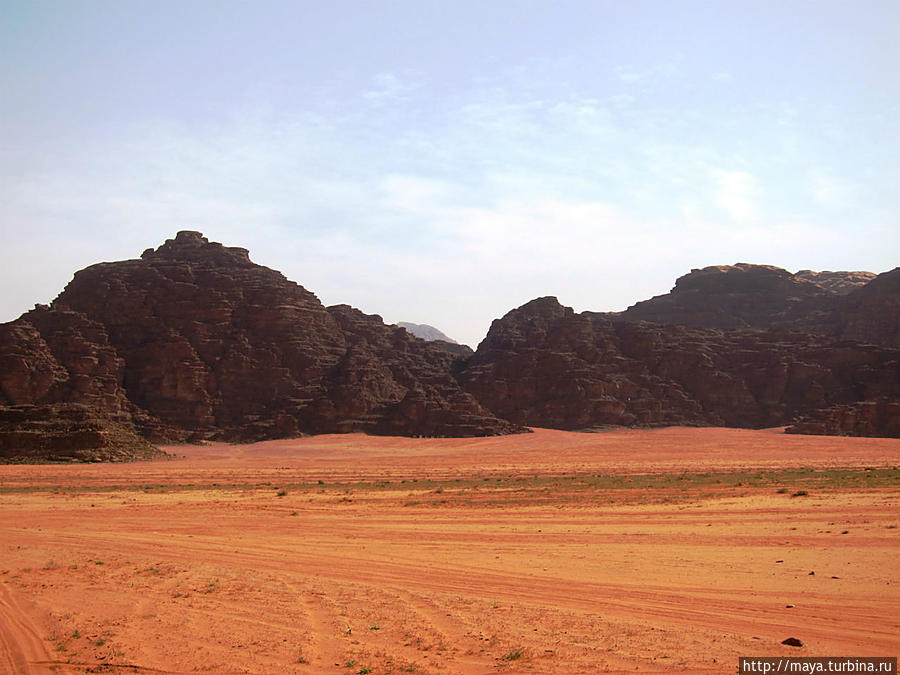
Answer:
1;427;898;674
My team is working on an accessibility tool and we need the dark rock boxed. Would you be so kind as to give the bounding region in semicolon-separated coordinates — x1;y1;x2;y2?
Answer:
0;404;166;463
459;297;900;432
617;264;838;331
326;305;521;437
786;400;900;438
781;637;803;647
0;231;519;452
828;268;900;348
615;263;899;348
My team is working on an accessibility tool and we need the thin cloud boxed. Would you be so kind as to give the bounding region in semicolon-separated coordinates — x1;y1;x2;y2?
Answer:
361;72;419;104
713;169;760;223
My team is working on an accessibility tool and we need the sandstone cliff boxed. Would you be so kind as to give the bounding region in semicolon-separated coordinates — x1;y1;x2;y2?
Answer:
616;263;898;348
785;400;900;438
2;234;896;451
0;232;520;452
460;296;900;433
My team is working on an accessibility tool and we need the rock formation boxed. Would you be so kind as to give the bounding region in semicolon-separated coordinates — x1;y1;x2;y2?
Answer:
0;232;520;454
0;403;164;463
786;400;900;438
459;295;900;433
793;270;876;295
2;235;897;451
827;267;900;348
618;264;836;331
614;263;899;348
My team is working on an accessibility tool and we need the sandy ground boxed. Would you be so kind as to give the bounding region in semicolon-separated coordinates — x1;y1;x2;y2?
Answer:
0;427;897;674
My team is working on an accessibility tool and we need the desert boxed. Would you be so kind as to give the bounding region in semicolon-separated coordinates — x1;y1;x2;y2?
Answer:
4;2;900;673
2;426;898;674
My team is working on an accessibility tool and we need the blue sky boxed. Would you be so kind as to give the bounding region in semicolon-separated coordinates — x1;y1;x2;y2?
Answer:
2;0;898;346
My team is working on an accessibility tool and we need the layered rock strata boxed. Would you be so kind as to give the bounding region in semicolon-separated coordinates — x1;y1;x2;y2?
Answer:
459;296;900;432
0;231;520;449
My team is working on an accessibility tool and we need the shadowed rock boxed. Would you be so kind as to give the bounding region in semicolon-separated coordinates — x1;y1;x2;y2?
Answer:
0;404;166;463
0;231;522;452
459;296;900;432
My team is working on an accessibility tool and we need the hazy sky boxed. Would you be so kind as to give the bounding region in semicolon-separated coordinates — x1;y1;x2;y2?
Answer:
2;0;898;346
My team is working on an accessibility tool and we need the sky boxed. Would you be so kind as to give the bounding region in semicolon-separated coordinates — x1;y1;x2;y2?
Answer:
1;0;898;347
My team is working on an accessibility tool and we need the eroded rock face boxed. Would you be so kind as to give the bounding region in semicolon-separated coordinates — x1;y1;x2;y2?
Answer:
0;231;518;446
459;296;900;431
829;268;900;348
616;263;898;348
2;234;895;447
618;264;834;330
326;305;519;436
793;270;876;295
0;404;166;463
786;400;900;438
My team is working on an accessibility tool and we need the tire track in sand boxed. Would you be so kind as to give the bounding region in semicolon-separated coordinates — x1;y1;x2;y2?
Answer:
284;581;348;669
0;581;68;675
390;588;495;672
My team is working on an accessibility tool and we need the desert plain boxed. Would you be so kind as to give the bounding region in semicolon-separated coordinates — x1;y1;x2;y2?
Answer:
1;427;898;674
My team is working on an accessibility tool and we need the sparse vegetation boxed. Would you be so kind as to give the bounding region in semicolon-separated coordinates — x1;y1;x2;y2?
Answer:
501;648;524;661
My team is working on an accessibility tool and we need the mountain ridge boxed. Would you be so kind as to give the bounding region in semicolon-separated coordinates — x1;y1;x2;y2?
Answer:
1;235;897;461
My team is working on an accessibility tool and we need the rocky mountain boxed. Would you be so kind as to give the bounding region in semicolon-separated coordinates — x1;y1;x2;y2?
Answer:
0;232;521;456
458;296;900;432
398;322;459;344
614;263;899;349
2;236;897;456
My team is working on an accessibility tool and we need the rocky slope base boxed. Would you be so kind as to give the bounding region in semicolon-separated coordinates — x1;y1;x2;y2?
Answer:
0;232;520;454
0;403;165;463
786;399;900;438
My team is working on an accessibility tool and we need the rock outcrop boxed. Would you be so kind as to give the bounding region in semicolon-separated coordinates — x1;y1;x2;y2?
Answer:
618;264;836;331
2;234;896;449
0;404;165;463
0;232;520;452
459;296;900;432
827;267;900;348
616;263;899;348
793;270;876;295
786;400;900;438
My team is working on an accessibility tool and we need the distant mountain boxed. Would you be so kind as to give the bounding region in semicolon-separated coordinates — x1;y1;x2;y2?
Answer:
397;322;459;344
